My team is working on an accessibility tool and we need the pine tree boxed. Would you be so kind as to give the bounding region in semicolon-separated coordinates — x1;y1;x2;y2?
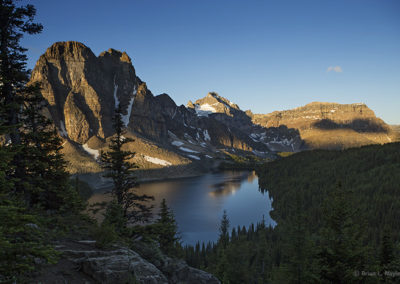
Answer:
380;227;394;267
379;227;397;282
101;200;127;237
0;1;77;212
283;190;317;283
216;210;230;283
218;210;230;249
155;198;179;256
317;183;366;283
0;2;70;281
101;104;153;224
0;199;58;282
18;84;81;211
0;0;42;153
0;106;14;196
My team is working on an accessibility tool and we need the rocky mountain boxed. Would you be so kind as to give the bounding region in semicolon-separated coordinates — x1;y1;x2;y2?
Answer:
391;125;400;140
252;102;396;149
30;42;302;173
29;41;395;173
187;92;304;152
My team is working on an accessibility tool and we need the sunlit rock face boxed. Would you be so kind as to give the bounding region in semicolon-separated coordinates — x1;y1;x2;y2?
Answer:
252;102;395;149
30;41;137;143
30;41;395;173
30;41;301;162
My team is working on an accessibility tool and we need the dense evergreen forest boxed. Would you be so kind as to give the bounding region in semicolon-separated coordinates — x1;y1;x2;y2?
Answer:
183;142;400;283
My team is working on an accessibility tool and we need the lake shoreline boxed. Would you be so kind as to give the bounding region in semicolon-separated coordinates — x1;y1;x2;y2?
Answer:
75;162;219;193
88;170;273;245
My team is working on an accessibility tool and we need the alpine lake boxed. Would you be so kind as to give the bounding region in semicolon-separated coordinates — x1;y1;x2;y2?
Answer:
89;170;276;245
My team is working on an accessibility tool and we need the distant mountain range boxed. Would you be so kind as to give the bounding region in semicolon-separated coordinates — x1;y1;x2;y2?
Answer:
29;41;397;173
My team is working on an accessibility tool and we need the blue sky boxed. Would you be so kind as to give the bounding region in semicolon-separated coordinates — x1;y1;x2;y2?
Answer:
22;0;400;124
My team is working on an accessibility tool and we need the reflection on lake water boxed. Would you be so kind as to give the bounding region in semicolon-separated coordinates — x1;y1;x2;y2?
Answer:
89;170;276;245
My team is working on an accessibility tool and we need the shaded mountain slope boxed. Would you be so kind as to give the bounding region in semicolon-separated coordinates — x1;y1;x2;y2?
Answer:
29;41;395;173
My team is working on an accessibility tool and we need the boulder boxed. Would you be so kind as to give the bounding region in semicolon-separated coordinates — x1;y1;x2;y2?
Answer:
55;242;220;284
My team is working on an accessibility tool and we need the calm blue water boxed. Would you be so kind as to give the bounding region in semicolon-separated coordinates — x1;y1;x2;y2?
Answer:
136;170;276;245
90;170;276;245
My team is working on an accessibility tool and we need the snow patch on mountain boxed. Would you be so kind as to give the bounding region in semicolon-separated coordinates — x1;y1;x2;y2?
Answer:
187;154;200;160
252;150;266;157
122;86;136;126
168;131;178;139
82;144;100;160
171;141;184;147
144;155;172;166
203;130;211;141
59;121;68;137
179;147;199;153
195;104;217;117
113;77;119;108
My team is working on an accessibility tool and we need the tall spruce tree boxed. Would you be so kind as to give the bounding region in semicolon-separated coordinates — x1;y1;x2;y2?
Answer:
0;1;76;211
0;0;42;146
216;210;230;283
155;198;180;256
100;104;153;224
282;190;317;283
379;227;398;282
0;2;61;281
218;210;230;249
18;84;81;211
0;106;14;196
317;183;366;283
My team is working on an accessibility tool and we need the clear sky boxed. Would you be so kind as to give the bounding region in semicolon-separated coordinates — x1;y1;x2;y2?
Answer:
22;0;400;124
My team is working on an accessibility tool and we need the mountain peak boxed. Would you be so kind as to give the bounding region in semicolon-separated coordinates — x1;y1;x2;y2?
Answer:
43;41;96;61
29;41;396;174
99;48;132;64
188;92;241;117
205;92;238;108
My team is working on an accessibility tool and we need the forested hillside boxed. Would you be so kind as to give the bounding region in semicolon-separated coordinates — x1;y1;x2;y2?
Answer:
259;142;400;243
184;142;400;283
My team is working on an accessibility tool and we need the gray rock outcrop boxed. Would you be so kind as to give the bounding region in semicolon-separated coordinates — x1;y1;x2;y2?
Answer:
62;248;168;284
54;242;220;284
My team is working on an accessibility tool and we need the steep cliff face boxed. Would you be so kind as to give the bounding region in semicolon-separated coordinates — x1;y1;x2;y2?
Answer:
30;42;138;143
252;102;394;149
30;42;281;174
30;41;394;173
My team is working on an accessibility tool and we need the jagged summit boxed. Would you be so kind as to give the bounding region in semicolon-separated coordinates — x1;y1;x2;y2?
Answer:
30;41;138;144
32;41;298;173
28;41;395;173
99;48;132;64
187;92;241;117
43;41;132;64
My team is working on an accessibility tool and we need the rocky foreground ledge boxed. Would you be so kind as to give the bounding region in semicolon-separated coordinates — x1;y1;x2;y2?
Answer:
34;240;219;284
